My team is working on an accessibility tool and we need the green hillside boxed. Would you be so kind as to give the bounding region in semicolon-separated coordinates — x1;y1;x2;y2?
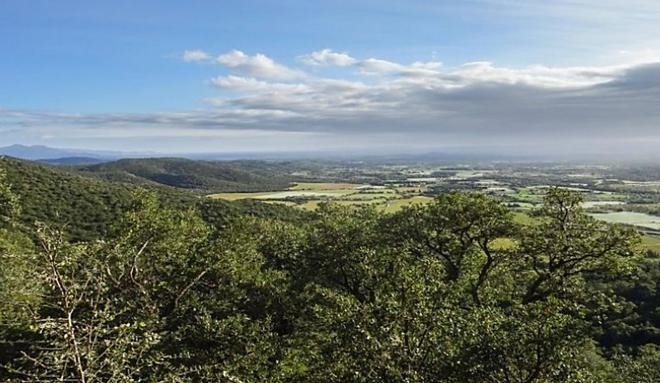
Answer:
79;157;295;192
0;157;308;241
0;157;193;240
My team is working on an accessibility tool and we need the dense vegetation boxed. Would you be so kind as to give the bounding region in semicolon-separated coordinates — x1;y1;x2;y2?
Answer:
78;158;295;192
1;160;659;382
0;157;308;241
1;156;153;241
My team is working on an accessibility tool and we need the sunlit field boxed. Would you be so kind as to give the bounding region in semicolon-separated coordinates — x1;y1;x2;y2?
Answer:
589;211;660;231
210;182;431;212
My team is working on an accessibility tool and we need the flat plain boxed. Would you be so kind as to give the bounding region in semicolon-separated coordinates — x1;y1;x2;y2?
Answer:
208;162;660;251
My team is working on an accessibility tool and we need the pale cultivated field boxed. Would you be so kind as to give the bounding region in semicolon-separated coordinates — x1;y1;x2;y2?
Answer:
589;212;660;230
209;182;433;212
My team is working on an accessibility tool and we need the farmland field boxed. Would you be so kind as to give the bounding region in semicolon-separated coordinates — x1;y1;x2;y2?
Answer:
205;163;660;245
581;200;625;208
290;182;362;190
209;182;425;212
641;235;660;253
589;211;660;230
380;196;433;212
210;183;360;200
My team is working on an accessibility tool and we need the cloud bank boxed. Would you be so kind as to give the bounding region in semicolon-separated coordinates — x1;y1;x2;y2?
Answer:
3;48;660;158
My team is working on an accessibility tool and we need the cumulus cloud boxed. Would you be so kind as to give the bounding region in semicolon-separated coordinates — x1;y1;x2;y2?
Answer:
298;49;357;66
182;49;211;62
216;50;306;80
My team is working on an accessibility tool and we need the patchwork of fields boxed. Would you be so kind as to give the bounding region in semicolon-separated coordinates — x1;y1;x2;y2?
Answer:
209;178;660;252
210;182;431;212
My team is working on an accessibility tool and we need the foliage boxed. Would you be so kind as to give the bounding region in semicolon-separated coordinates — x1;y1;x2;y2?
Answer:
611;344;660;383
0;177;657;382
0;167;20;227
0;157;303;242
79;158;295;192
1;157;164;241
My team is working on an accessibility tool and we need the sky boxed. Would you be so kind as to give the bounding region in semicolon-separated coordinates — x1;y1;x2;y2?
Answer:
2;0;660;158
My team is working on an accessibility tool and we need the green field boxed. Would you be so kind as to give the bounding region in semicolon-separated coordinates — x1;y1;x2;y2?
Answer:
510;187;544;204
512;211;537;225
641;235;660;253
379;196;433;212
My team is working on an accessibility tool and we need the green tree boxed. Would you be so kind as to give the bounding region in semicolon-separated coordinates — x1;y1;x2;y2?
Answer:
0;166;19;228
612;344;660;383
0;166;38;378
516;188;640;305
387;192;514;303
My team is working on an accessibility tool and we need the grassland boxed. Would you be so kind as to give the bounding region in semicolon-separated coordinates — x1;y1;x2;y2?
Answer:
379;196;433;212
510;188;544;204
641;235;660;253
512;211;537;225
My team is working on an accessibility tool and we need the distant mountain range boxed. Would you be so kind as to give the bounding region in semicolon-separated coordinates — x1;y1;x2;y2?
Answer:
0;144;120;161
0;144;327;162
0;144;528;163
1;144;583;163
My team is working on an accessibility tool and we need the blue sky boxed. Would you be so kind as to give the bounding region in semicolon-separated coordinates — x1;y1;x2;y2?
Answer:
2;1;660;157
1;0;553;112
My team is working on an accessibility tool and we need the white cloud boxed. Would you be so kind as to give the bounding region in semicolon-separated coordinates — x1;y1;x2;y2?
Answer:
298;49;357;66
358;58;405;75
211;75;310;93
182;49;211;62
448;61;632;88
216;50;306;80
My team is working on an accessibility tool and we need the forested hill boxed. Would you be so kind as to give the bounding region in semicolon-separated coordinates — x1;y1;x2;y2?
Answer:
0;157;308;241
0;156;191;240
77;157;295;191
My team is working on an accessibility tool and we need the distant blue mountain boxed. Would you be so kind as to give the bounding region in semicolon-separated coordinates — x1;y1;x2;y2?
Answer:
0;145;108;160
0;144;545;163
0;144;158;162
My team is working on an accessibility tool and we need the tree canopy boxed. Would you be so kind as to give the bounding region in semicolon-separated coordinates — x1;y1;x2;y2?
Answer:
1;166;658;382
